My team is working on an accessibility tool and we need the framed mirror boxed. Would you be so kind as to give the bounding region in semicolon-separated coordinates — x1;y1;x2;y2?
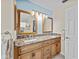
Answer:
42;16;53;33
17;9;37;34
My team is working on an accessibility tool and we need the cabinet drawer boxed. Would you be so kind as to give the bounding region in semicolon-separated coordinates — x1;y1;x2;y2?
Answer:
43;46;51;56
31;49;42;59
19;42;42;54
52;37;61;44
18;52;31;59
42;40;51;46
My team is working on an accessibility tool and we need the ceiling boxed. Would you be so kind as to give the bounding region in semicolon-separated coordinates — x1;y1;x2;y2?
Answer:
29;0;77;11
16;0;77;12
30;0;64;11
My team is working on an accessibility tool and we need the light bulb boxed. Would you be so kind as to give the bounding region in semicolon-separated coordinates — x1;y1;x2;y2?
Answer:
46;15;48;18
43;14;45;17
32;11;34;16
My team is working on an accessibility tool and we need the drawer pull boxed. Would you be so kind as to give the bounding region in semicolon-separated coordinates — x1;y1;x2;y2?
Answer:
56;44;58;46
32;53;35;57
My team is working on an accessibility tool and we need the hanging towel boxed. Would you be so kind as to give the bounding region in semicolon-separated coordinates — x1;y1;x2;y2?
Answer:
1;31;14;59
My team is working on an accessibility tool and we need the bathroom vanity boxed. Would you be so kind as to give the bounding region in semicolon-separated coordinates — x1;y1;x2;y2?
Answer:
14;8;61;59
14;36;61;59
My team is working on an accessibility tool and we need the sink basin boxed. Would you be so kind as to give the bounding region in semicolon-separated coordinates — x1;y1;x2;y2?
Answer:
24;39;37;43
15;39;38;46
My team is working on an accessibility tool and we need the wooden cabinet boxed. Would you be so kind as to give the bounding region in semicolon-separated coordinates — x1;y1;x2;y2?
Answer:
19;42;42;55
14;37;61;59
19;49;42;59
44;54;51;59
51;43;57;56
19;52;31;59
43;46;51;56
51;39;61;57
42;40;51;47
31;49;42;59
43;45;51;59
56;41;61;53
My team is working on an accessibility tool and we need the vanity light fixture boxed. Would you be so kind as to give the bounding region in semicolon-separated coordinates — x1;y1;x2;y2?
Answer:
43;13;45;17
45;15;48;18
35;11;38;17
43;14;48;19
40;12;42;15
32;11;35;16
36;11;42;15
32;10;48;17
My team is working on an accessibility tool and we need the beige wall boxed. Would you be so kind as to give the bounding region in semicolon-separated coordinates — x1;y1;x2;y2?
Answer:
52;6;65;55
1;0;16;40
53;7;65;34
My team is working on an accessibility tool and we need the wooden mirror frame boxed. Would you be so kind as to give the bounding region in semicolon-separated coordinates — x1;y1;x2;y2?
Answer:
17;9;37;34
42;16;53;33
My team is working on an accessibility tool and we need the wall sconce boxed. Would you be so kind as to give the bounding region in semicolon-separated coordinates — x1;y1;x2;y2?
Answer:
32;11;35;16
32;10;48;17
36;11;38;16
43;14;45;17
43;14;48;19
45;15;48;18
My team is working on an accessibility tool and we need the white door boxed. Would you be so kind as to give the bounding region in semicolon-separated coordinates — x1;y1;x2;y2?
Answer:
65;4;78;59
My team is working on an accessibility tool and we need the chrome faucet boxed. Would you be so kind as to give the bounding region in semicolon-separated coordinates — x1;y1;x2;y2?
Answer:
26;35;33;40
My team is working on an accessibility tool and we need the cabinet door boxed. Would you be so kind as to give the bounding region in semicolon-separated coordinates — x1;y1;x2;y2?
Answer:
43;45;51;59
57;41;61;53
51;43;57;56
43;46;51;56
31;49;42;59
19;52;31;59
44;54;51;59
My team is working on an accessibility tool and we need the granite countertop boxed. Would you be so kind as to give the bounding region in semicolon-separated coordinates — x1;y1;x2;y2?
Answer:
14;34;61;47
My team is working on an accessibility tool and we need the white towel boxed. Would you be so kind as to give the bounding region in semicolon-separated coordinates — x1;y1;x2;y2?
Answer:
1;32;13;59
1;39;7;59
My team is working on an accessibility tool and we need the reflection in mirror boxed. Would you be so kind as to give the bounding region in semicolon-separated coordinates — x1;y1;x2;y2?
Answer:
17;9;37;34
20;12;31;32
42;15;53;33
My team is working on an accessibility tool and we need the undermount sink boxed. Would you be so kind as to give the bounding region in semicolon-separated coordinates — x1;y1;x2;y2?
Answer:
24;39;37;43
15;38;38;46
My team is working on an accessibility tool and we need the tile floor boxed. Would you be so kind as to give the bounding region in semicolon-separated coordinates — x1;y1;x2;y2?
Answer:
52;54;65;59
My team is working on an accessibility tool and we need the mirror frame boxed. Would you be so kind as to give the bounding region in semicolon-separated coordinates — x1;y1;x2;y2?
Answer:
17;9;37;34
42;16;53;33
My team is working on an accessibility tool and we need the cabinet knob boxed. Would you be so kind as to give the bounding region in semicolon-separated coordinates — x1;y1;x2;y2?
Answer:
56;44;58;46
32;53;35;57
